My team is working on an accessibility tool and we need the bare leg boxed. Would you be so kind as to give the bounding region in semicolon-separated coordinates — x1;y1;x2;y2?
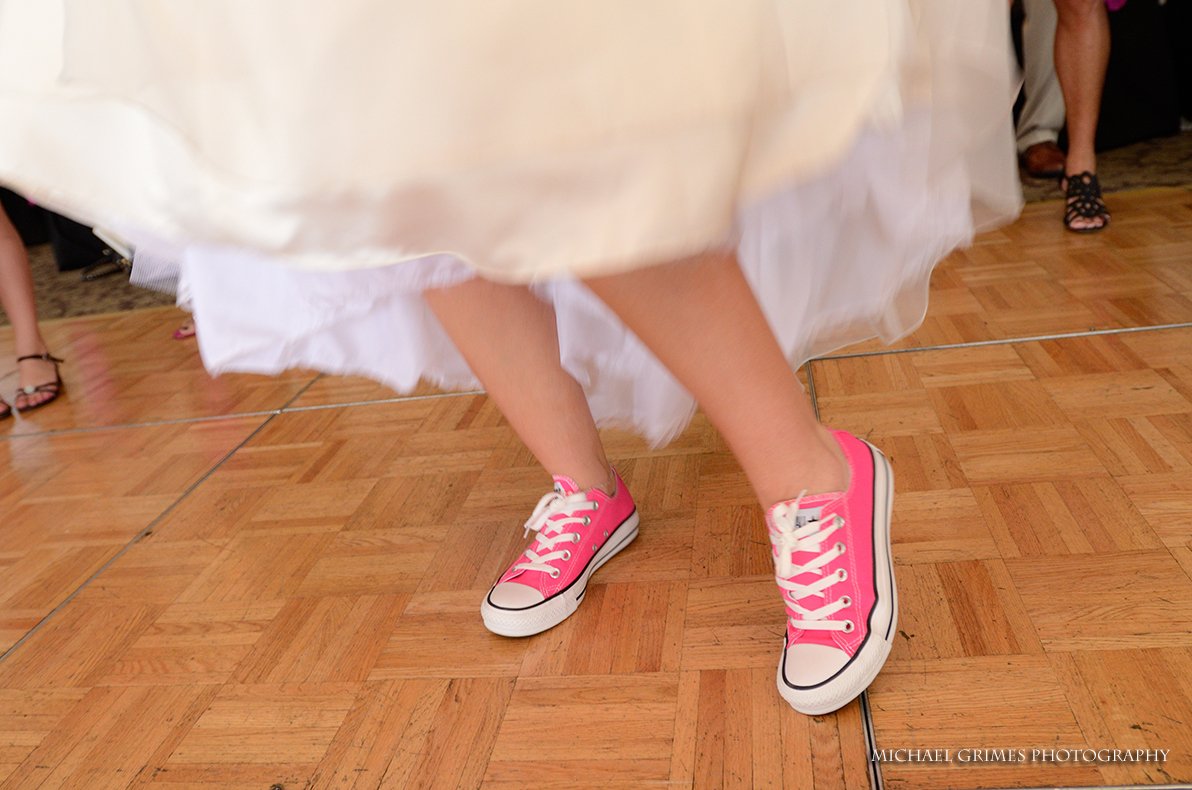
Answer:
449;254;859;663
590;252;890;716
424;277;613;493
1054;0;1110;229
0;206;56;408
426;254;846;506
585;251;847;508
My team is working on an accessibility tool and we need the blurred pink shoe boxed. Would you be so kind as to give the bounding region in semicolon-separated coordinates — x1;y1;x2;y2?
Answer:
768;430;896;715
481;469;638;637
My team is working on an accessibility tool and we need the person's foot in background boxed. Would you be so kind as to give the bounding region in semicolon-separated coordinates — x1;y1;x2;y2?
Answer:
1020;140;1066;178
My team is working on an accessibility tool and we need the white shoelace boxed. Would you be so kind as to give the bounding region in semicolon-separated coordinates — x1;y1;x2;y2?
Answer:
770;495;851;632
514;490;598;579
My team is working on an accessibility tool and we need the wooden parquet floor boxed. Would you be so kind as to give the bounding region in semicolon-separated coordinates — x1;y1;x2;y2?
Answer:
2;188;1192;790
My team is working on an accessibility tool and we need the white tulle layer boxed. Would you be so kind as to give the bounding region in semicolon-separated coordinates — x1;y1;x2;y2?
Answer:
137;109;991;446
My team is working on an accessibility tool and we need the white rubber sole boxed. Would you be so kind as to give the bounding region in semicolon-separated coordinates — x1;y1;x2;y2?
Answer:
778;441;897;716
481;511;640;638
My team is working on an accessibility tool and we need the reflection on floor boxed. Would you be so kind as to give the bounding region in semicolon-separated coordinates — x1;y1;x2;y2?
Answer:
1;188;1190;790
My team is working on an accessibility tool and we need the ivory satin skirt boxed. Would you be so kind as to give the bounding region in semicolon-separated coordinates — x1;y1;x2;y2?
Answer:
0;0;1022;444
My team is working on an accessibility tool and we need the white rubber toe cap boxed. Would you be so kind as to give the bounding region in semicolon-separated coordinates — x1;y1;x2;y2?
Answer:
783;642;851;687
488;581;546;609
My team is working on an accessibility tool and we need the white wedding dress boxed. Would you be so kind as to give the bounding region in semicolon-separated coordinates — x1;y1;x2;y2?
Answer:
0;0;1021;444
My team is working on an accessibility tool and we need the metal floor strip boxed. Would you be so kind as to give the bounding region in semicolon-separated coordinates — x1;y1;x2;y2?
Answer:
0;389;486;442
281;389;485;413
805;361;820;422
5;321;1192;443
0;409;280;440
859;690;885;790
817;321;1192;362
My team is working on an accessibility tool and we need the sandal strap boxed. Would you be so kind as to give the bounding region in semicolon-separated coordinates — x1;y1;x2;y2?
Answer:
1063;171;1109;224
1063;171;1101;194
14;353;64;399
16;353;64;364
20;381;61;396
1066;196;1106;221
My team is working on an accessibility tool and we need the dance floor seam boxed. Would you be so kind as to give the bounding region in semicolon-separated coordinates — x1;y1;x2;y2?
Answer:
0;373;328;668
6;318;1192;443
0;388;487;442
817;321;1192;361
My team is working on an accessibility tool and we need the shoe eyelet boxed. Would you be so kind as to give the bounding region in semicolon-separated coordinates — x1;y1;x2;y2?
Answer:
593;502;599;510
592;544;598;552
835;542;846;555
583;516;591;525
573;534;582;543
562;550;572;561
840;596;852;608
837;569;848;581
843;620;855;633
603;531;608;538
550;568;561;579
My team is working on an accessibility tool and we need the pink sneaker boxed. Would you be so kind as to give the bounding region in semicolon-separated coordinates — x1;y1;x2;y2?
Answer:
481;469;639;637
767;430;896;715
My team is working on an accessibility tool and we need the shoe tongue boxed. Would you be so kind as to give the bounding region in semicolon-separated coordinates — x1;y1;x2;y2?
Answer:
551;476;582;496
535;476;584;540
794;505;824;528
796;489;843;512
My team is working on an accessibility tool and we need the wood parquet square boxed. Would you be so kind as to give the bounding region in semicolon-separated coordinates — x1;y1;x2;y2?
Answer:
2;189;1192;789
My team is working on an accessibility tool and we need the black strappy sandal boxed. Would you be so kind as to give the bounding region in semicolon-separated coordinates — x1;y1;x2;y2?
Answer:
14;353;64;413
1061;171;1110;233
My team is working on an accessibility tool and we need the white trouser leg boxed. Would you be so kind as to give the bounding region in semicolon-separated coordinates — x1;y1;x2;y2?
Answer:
1017;0;1066;153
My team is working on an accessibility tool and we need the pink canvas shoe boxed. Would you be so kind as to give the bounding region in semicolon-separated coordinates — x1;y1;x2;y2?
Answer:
767;430;896;715
481;469;639;637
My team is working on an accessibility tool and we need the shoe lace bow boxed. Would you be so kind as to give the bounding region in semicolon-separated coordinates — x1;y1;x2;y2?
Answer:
771;494;851;632
514;490;598;577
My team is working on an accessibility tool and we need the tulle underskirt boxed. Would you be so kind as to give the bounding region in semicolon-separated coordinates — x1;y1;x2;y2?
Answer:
129;109;994;445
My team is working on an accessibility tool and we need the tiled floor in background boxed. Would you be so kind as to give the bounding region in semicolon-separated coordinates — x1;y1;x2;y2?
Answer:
1;189;1191;789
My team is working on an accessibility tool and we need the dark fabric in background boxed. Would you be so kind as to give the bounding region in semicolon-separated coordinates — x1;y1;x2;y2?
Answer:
1095;0;1188;151
1;186;109;271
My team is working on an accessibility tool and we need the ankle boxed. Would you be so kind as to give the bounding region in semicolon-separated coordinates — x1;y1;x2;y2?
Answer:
759;427;849;509
560;465;617;497
15;344;51;361
587;466;618;497
1063;156;1095;179
598;467;618;497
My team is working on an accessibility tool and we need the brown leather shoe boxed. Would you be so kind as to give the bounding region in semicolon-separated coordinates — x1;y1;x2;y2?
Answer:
1019;141;1065;179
